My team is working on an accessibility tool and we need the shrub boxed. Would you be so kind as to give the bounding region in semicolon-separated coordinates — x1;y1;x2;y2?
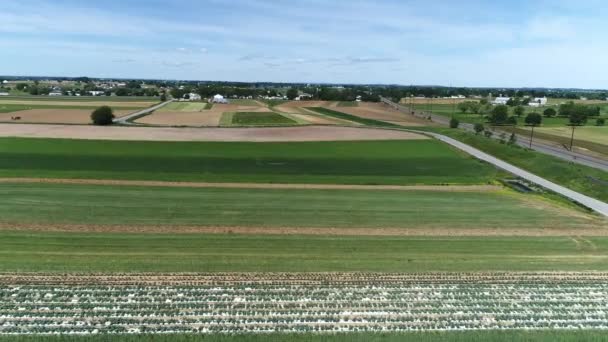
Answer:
91;106;115;125
449;118;460;128
484;130;493;138
160;94;167;102
596;118;606;126
474;123;485;134
506;116;518;125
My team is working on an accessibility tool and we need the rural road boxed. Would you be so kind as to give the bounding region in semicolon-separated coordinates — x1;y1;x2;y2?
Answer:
381;97;608;172
405;129;608;217
114;99;174;124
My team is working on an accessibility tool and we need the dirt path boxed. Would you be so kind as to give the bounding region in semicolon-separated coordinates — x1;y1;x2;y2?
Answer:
0;178;499;191
2;222;607;236
0;124;427;142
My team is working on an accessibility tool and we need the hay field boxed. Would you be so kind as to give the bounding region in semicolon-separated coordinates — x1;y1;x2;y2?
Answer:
0;109;133;124
137;103;271;126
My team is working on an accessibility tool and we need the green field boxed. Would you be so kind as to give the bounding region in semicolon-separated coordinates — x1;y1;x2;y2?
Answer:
230;112;297;126
2;231;608;272
420;127;608;202
1;183;593;229
2;331;606;342
414;104;608;127
0;138;500;184
162;102;210;112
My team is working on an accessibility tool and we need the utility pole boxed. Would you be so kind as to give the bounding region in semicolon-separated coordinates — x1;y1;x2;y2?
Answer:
569;125;576;151
529;125;535;149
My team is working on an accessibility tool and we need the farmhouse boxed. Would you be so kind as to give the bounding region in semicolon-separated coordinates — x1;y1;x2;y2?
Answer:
2;80;7;84
88;91;105;96
529;97;548;107
212;94;228;104
0;92;9;96
186;93;202;101
48;90;63;96
493;97;511;105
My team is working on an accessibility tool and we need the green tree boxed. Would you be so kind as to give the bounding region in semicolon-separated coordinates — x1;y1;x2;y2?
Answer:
506;116;518;126
91;106;115;125
508;133;517;145
569;111;588;126
457;102;469;113
543;108;557;118
514;106;525;117
490;105;509;125
524;113;542;126
596;118;606;126
473;123;485;135
286;88;299;100
160;93;167;102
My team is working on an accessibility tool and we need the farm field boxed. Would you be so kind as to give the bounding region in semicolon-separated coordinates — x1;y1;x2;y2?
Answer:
0;100;154;109
223;111;298;126
161;102;211;112
2;232;608;272
0;138;499;184
0;182;600;232
331;102;430;126
137;103;269;126
2;274;608;335
0;109;133;124
520;126;608;146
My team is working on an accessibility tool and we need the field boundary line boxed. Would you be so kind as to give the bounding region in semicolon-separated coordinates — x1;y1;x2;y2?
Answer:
0;178;501;192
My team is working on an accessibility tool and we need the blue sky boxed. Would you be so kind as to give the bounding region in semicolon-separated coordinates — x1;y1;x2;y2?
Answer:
1;0;606;88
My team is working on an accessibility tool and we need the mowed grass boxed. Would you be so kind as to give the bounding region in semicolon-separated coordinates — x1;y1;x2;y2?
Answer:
229;99;260;106
527;126;608;145
420;128;608;202
0;183;593;229
0;138;501;184
307;107;401;128
2;231;608;272
231;112;297;126
3;331;607;342
163;102;210;112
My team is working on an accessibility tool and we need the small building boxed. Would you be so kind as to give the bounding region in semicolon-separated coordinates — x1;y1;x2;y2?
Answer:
212;94;228;104
0;92;9;96
186;93;201;101
295;93;313;101
356;95;362;102
88;91;105;96
48;91;63;96
528;97;548;107
2;80;8;84
493;97;511;105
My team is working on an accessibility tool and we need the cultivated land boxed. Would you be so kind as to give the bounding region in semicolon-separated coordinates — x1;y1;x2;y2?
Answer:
3;101;608;339
136;103;272;126
225;111;298;126
0;137;497;184
0;109;133;124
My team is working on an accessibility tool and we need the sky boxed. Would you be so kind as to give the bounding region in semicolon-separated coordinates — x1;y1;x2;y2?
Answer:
1;0;606;88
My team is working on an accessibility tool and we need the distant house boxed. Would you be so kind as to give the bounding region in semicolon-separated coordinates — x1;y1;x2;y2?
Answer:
356;95;362;102
2;80;8;84
0;92;9;96
212;94;228;104
528;97;548;107
48;90;63;96
295;93;313;101
183;93;201;101
88;91;105;96
493;97;511;105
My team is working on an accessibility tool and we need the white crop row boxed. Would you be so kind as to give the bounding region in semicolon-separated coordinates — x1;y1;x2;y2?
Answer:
1;283;608;335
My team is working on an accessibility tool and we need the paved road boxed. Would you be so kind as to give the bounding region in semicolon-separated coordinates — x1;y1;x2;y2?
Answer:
381;97;608;171
407;129;608;217
114;100;174;124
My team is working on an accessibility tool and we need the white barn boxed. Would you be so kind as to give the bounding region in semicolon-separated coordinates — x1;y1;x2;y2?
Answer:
493;97;511;105
529;97;548;107
212;94;228;104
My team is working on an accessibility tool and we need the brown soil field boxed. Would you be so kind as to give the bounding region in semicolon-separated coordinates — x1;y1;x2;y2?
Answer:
329;102;430;126
0;109;133;124
0;124;428;142
137;104;272;126
0;100;155;108
0;178;491;192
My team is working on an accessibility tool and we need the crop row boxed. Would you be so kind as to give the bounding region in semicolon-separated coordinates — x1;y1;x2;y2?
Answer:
1;282;608;335
2;273;608;286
